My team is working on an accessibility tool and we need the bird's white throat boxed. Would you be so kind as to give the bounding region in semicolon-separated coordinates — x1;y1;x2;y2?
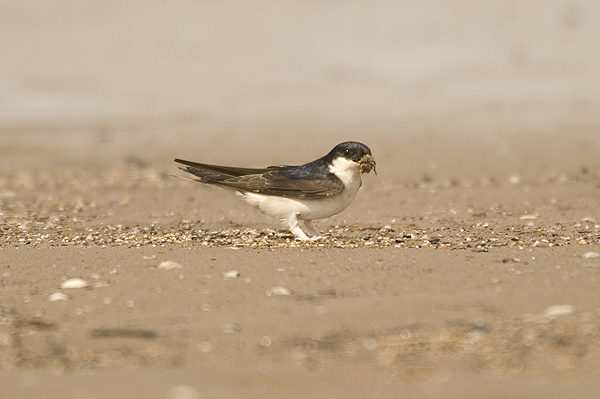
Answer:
328;157;362;187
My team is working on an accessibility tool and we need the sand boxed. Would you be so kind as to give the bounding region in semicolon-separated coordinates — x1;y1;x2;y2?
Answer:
3;1;600;397
1;131;600;398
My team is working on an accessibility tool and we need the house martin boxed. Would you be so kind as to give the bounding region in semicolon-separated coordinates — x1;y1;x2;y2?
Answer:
175;141;376;241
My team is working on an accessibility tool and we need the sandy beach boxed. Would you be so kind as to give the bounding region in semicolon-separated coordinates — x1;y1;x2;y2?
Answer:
3;131;600;398
2;1;600;398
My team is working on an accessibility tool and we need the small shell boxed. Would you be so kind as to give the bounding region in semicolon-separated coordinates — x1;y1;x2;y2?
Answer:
223;270;240;279
220;322;241;334
543;304;575;319
48;292;70;302
582;252;600;259
197;341;213;353
265;286;291;297
508;175;521;185
520;214;538;220
157;261;183;270
61;278;89;289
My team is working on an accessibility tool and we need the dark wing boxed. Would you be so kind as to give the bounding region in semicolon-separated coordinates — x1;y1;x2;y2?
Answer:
174;159;344;199
174;158;277;177
224;169;344;199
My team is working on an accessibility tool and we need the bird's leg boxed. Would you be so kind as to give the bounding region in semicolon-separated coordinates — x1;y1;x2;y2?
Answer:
287;214;309;241
303;220;322;238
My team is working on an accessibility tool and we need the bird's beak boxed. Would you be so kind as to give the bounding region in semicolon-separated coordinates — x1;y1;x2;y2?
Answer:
359;154;377;175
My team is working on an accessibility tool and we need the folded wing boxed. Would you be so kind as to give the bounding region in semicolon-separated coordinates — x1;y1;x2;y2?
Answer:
174;159;344;199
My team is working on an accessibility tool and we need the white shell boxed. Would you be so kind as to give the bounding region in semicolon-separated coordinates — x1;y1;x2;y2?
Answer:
582;252;600;259
60;278;89;289
265;286;291;297
158;261;183;270
48;292;70;301
543;304;575;319
223;270;240;279
519;214;538;220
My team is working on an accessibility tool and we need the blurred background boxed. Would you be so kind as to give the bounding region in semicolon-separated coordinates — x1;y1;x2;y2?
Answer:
1;0;599;178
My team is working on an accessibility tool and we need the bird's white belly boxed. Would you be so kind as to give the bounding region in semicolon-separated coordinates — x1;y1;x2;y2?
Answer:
239;177;361;221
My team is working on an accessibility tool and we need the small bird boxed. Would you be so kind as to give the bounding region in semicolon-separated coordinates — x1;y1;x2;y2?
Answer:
175;141;376;241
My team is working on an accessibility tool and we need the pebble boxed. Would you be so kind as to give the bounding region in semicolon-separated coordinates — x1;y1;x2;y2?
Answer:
157;261;183;270
197;341;214;353
223;270;240;279
508;175;521;185
582;252;600;259
363;338;379;351
48;292;70;301
543;304;575;319
220;322;241;334
167;385;200;399
265;286;291;296
520;214;538;220
260;336;272;347
60;278;89;289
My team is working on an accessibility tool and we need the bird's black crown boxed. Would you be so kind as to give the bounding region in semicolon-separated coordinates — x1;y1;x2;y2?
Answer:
327;141;372;163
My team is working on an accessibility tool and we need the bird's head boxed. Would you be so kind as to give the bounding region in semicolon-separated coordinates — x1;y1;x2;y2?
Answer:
329;141;377;175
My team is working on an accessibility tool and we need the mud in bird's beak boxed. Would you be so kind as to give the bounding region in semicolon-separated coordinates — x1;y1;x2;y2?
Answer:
359;154;377;175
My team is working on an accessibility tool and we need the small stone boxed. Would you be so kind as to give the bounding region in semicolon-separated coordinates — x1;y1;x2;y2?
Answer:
363;338;379;351
582;252;600;259
48;292;70;302
60;278;89;289
520;214;538;220
543;304;575;319
223;270;240;279
197;341;214;353
220;323;241;334
158;261;183;270
508;175;521;185
167;384;200;399
266;286;291;296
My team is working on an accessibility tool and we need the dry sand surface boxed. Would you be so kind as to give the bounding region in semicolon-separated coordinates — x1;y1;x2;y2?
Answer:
2;132;600;399
2;0;600;398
